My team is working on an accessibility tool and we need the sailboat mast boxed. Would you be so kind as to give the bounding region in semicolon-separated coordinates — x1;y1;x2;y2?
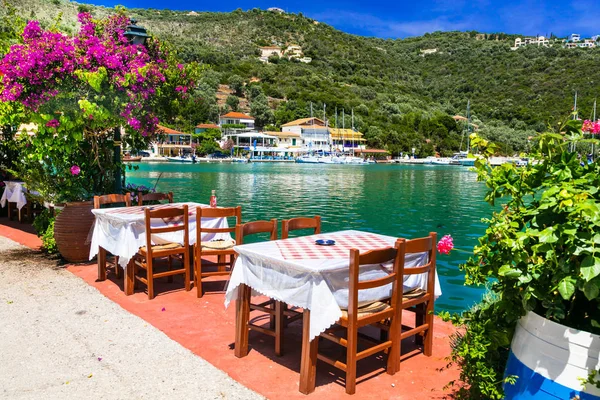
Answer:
342;109;345;154
351;108;355;157
335;107;338;152
466;99;471;153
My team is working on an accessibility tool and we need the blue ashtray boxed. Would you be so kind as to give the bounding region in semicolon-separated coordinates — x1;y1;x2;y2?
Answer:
315;239;336;246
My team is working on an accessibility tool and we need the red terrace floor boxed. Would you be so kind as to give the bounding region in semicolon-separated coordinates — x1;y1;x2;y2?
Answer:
1;218;460;399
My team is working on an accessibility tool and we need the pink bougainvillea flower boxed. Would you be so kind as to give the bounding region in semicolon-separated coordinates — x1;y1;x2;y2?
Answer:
46;119;60;128
177;63;183;70
437;235;454;255
161;307;166;312
70;165;81;176
97;357;102;361
593;121;600;134
582;120;593;133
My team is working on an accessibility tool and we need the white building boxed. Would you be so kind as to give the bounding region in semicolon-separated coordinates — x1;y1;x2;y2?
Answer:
259;46;283;62
267;7;285;13
513;36;549;48
569;33;581;42
218;112;255;130
282;117;330;151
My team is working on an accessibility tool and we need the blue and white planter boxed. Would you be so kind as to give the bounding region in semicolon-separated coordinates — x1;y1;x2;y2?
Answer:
504;312;600;399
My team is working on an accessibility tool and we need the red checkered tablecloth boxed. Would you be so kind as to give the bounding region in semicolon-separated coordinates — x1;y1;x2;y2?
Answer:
276;232;392;260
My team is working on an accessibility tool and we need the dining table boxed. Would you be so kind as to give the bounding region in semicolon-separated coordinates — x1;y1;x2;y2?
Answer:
89;202;232;294
224;229;442;394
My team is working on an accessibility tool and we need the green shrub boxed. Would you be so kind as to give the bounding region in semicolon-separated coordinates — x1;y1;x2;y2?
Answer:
32;209;53;236
41;219;57;254
33;209;58;254
444;119;600;398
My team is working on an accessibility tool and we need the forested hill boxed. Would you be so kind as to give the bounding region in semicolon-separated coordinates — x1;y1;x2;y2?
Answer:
4;0;600;155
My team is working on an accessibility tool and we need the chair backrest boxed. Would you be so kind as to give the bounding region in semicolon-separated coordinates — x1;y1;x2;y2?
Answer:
196;206;242;242
402;232;436;276
346;240;405;321
236;219;278;245
281;216;321;239
144;205;189;255
138;191;173;206
93;193;132;209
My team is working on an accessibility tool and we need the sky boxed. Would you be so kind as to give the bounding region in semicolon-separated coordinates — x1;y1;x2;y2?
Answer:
87;0;600;39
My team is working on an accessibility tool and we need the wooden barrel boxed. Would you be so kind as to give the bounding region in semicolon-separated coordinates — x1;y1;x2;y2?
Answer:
54;201;95;263
504;311;600;399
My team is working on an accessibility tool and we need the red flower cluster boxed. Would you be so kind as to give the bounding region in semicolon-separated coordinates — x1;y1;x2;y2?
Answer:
582;119;600;134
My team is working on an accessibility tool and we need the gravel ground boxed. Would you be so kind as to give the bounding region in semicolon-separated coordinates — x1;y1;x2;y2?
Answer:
0;237;262;400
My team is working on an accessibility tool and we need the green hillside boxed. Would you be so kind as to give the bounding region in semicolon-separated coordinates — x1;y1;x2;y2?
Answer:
3;0;600;155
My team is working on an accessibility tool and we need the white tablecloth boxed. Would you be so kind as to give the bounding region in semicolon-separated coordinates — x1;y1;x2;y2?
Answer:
0;181;28;210
89;202;231;268
225;230;442;341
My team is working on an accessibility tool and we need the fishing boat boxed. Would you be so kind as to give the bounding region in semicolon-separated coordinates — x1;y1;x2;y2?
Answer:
295;154;322;164
167;155;196;163
231;157;249;163
431;158;453;165
123;155;142;162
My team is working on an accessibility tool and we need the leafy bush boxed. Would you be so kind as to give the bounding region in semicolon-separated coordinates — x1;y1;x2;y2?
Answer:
33;209;57;253
443;119;600;399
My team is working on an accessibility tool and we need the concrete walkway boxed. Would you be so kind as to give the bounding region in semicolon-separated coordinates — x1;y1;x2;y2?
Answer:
0;236;262;400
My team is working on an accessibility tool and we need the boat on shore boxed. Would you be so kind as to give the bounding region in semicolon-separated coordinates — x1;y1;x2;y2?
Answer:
167;155;196;163
123;156;142;162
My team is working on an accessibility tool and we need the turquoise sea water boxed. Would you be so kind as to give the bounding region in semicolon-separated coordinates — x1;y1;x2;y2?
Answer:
127;162;493;313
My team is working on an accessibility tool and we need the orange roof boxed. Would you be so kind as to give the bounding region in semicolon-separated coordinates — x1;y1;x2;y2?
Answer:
157;125;189;135
281;117;325;127
196;123;220;129
220;112;255;120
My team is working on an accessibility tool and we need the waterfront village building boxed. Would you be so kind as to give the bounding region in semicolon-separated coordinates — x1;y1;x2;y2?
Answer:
219;112;255;130
281;118;366;152
259;45;311;63
154;125;193;157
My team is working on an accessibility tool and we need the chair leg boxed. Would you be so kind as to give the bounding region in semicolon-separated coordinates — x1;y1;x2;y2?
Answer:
196;255;203;298
167;255;173;283
98;247;107;281
114;256;122;279
217;254;225;272
7;202;13;221
345;324;358;395
147;258;154;300
424;301;434;357
184;250;191;292
397;305;404;371
415;304;425;346
275;301;284;356
387;309;401;375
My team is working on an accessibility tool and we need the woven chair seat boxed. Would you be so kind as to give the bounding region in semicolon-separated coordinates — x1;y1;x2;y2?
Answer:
341;301;390;319
200;239;236;250
139;242;182;253
403;288;426;301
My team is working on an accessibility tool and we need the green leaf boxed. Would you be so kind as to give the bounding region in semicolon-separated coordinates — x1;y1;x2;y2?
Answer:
498;265;522;278
583;281;600;301
538;227;558;244
581;256;600;282
558;278;576;300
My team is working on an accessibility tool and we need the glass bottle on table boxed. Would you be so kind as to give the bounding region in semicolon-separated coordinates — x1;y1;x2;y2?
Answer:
210;189;217;208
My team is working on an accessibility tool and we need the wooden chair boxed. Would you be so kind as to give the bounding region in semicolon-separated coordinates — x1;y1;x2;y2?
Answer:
133;205;191;299
94;193;131;281
316;241;405;394
194;206;241;297
281;216;321;239
137;191;173;206
235;219;299;356
397;232;437;362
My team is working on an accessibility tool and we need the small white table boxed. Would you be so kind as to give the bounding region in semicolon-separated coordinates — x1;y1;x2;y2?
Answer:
89;202;231;294
1;181;27;210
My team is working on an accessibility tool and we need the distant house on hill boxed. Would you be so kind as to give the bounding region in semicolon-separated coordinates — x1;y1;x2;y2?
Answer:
513;36;549;48
195;123;220;134
219;112;255;129
259;46;283;62
282;117;329;150
267;7;285;13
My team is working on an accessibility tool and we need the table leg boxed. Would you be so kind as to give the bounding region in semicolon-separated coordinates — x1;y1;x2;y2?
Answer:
299;309;318;394
125;259;135;296
97;247;107;281
235;284;251;358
